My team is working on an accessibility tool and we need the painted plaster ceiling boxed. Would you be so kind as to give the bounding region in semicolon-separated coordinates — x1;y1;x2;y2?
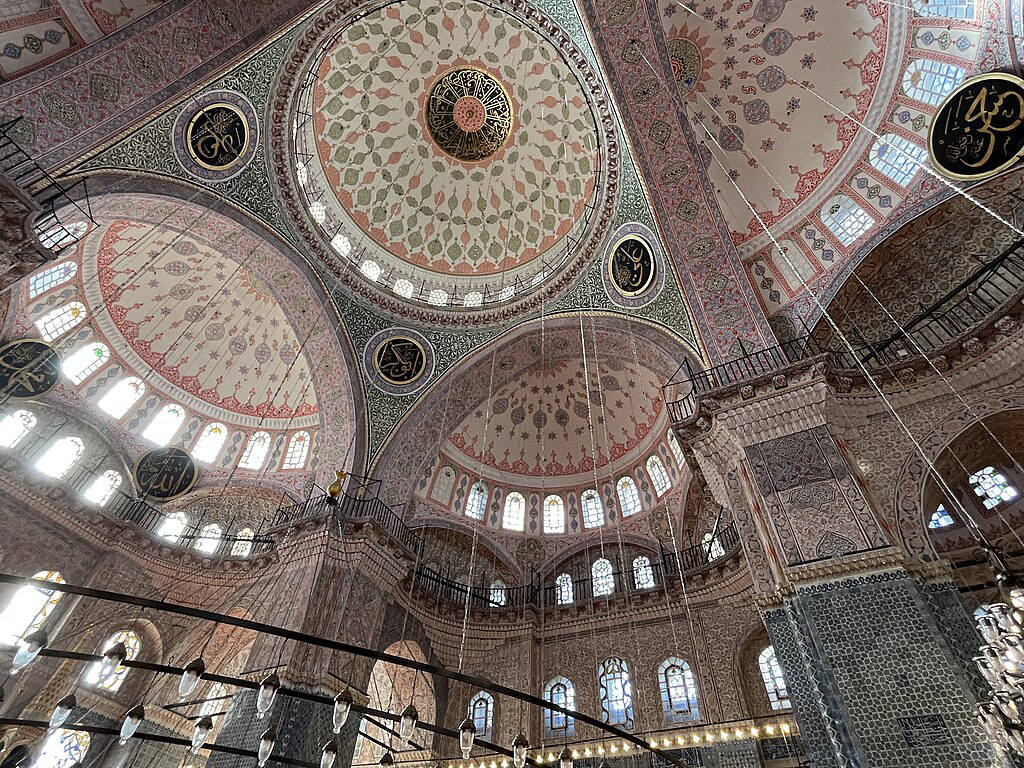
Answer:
280;0;618;325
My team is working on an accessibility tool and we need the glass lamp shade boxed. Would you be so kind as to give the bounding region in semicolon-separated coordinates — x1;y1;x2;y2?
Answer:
258;727;277;767
191;715;214;754
979;616;1004;645
459;717;476;758
333;689;353;733
1003;635;1024;664
49;693;77;730
12;630;47;673
558;746;573;768
100;642;128;682
1010;588;1024;613
399;705;418;742
379;751;395;768
119;705;145;744
321;741;338;768
179;657;206;699
512;733;529;768
995;692;1023;722
256;673;280;719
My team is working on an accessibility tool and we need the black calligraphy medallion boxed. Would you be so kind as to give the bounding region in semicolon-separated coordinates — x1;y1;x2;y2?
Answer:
0;340;61;399
929;72;1024;181
374;337;426;385
133;447;198;500
186;103;249;171
608;236;656;296
425;68;513;162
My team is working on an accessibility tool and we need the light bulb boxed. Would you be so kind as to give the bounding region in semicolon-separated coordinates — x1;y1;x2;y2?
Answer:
179;658;206;699
321;741;338;768
258;727;277;767
256;673;280;719
49;693;76;730
100;642;128;682
399;704;418;742
119;705;145;744
459;717;476;758
191;715;214;754
558;746;572;768
512;733;529;768
333;689;354;733
379;751;395;768
12;630;47;674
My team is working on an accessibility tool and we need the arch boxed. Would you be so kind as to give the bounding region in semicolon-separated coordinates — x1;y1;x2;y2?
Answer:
195;523;224;554
97;377;145;419
238;431;271;470
0;570;65;645
702;532;726;561
158;511;189;543
581;488;604;528
0;409;36;448
646;455;671;496
63;341;111;384
543;494;565;533
592;557;614;597
658;657;700;723
282;431;311;469
35;301;87;341
543;676;575;737
632;555;655;590
29;261;77;298
466;481;488;521
901;58;965;106
193;423;228;463
231;528;255;557
598;657;634;728
35;436;84;479
667;430;686;469
617;476;641;516
359;641;436;764
489;579;508;607
555;572;574;605
868;133;927;188
143;404;186;446
757;646;791;711
85;629;141;691
468;690;495;740
503;491;526;531
83;469;122;507
820;195;874;246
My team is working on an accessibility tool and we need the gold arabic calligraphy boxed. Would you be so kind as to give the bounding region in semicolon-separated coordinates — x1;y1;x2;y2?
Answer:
187;104;248;170
375;338;426;385
0;341;60;399
135;448;197;499
610;237;655;295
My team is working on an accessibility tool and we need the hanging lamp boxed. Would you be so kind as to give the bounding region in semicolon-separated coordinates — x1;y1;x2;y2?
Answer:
99;641;128;682
557;746;572;768
399;704;418;742
256;673;280;719
333;689;354;733
458;717;477;758
11;630;47;673
258;727;277;767
119;705;145;744
48;693;76;731
179;657;206;699
320;741;338;768
512;733;529;768
379;751;395;768
191;715;214;754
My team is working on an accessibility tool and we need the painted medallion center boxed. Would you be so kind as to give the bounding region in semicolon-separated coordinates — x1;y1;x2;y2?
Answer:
426;67;513;162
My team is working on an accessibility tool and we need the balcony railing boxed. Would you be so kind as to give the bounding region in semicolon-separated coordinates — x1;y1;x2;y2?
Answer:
665;237;1024;423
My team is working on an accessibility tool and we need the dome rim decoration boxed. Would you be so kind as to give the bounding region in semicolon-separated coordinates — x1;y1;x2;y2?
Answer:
270;0;621;328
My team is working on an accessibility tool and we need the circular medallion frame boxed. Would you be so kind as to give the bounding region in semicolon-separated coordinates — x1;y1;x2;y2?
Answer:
364;327;436;396
425;66;514;163
172;90;259;182
928;72;1024;181
133;446;198;501
602;223;665;309
0;339;61;399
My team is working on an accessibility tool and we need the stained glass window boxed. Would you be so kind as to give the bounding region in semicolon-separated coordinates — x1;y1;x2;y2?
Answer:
970;466;1019;509
544;676;575;737
97;377;145;419
238;431;271;470
658;657;700;723
543;494;564;533
231;528;255;557
598;657;634;728
143;404;186;445
581;489;604;528
86;630;141;691
758;646;791;710
466;481;487;521
821;196;874;246
33;728;90;768
35;436;84;479
193;423;227;463
503;491;525;531
282;431;310;469
928;503;955;528
555;572;573;605
195;523;223;554
617;476;641;517
902;58;966;106
63;342;110;384
592;558;614;597
29;261;77;298
0;570;64;646
468;691;494;740
632;555;655;590
646;456;671;496
702;532;726;561
83;469;122;507
668;430;686;468
489;579;507;607
35;302;87;342
0;409;36;448
869;133;928;187
913;0;974;19
158;511;188;543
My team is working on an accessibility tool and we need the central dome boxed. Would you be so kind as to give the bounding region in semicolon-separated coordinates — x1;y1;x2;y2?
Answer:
280;0;618;323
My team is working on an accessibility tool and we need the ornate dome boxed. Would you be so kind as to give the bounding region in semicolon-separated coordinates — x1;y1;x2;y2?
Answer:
276;0;619;325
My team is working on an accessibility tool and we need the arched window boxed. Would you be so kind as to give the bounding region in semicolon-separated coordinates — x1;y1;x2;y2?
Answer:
598;657;634;728
238;431;271;470
592;558;614;597
0;570;64;645
503;491;525;531
901;58;965;106
33;728;90;768
468;691;494;740
913;0;974;19
97;377;145;419
821;195;874;246
0;409;36;448
35;302;87;341
658;657;700;723
29;261;77;298
869;133;928;187
970;466;1019;509
543;494;565;533
581;489;604;528
758;646;791;710
632;555;655;590
193;423;227;463
85;630;141;691
489;579;508;607
63;342;111;384
200;682;229;717
195;523;223;554
928;503;955;529
466;481;488;521
83;470;122;507
231;528;255;557
646;456;671;496
617;476;641;517
702;532;726;561
667;430;686;468
555;572;573;605
143;404;186;446
36;436;84;479
158;511;188;543
282;431;310;469
543;676;576;737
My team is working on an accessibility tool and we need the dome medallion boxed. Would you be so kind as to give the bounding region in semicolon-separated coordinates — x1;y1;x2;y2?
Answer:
275;0;619;326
